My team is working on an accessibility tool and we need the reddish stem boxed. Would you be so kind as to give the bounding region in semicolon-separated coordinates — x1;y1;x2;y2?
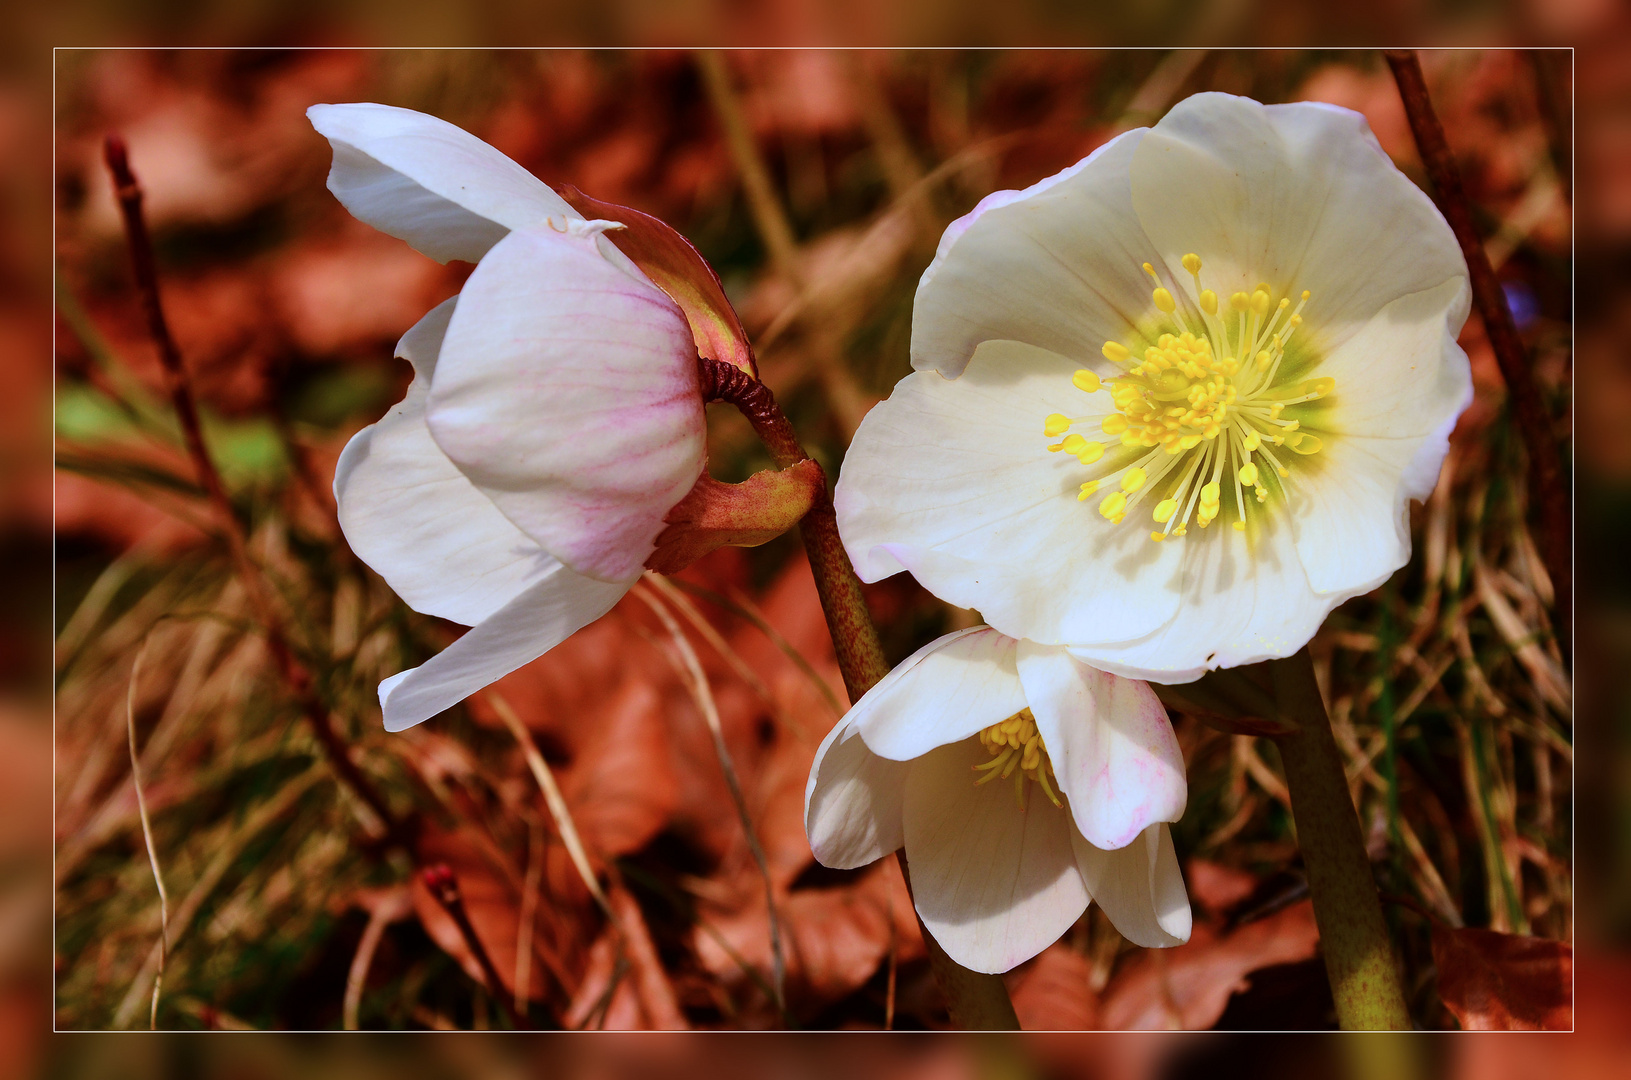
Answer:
1383;51;1572;655
423;864;527;1029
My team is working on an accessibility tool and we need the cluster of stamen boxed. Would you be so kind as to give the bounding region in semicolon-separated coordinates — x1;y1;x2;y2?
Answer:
1043;254;1332;542
973;709;1063;810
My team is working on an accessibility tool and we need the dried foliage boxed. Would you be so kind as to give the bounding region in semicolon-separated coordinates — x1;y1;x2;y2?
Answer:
53;49;1570;1029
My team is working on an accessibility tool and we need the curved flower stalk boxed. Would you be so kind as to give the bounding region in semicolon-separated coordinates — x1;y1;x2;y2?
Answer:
835;93;1472;683
805;626;1191;973
311;104;800;732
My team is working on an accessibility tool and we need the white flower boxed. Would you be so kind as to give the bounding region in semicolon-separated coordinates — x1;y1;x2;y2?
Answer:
805;627;1191;973
310;103;705;731
835;93;1472;683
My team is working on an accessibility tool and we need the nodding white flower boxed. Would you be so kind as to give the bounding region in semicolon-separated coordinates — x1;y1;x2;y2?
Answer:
311;103;706;731
835;93;1472;683
805;627;1191;973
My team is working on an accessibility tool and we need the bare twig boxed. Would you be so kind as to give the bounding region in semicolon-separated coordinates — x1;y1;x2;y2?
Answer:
103;135;405;846
514;816;545;1020
1383;51;1571;656
422;863;525;1029
125;640;169;1030
635;578;787;1019
343;888;412;1030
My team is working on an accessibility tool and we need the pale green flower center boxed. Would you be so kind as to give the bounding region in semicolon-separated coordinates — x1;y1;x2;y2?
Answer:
1043;254;1333;542
973;708;1063;811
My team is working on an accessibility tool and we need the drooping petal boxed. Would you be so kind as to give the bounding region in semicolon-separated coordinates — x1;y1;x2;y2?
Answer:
835;338;1183;646
805;716;910;870
1290;278;1472;596
334;298;558;627
425;223;705;584
308;103;577;265
1065;508;1331;682
903;739;1089;974
849;627;1027;762
1070;823;1192;948
1015;641;1186;851
1128;93;1467;351
910;128;1159;377
378;565;629;732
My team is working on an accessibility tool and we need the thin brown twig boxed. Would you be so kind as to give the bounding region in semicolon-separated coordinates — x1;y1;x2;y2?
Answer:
635;578;788;1019
103;134;406;847
1382;51;1571;657
125;639;168;1030
422;863;525;1030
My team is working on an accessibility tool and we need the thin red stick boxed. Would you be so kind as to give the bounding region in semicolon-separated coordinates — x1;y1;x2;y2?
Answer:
423;864;527;1029
1383;52;1572;654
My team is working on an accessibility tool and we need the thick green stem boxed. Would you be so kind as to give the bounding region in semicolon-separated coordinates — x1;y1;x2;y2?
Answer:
1268;650;1412;1030
700;356;1019;1029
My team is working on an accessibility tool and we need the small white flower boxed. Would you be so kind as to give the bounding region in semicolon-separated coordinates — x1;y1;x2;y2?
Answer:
835;93;1472;682
805;627;1191;974
311;104;705;731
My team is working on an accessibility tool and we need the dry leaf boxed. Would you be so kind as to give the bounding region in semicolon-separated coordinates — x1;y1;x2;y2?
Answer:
1006;942;1099;1030
1433;926;1572;1030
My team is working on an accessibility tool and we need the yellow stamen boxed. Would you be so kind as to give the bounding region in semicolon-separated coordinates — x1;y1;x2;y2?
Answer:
1044;413;1071;437
974;709;1062;809
1238;462;1259;487
1076;441;1105;464
1102;341;1131;363
1121;468;1147;492
1074;369;1103;393
1153;287;1175;313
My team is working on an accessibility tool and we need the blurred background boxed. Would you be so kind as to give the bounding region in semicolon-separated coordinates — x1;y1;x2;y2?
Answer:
2;0;1619;1072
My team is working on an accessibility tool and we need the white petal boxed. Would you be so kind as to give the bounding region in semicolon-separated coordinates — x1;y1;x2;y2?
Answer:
804;716;909;870
1065;509;1330;682
902;740;1088;974
834;338;1184;647
426;225;705;583
1291;278;1472;596
308;103;576;265
1070;823;1191;948
1129;94;1467;350
334;298;558;626
850;627;1027;761
910;128;1157;377
378;565;629;732
1015;641;1186;851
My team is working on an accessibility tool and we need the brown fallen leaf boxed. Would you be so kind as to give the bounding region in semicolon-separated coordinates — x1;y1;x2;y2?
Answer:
1433;926;1572;1030
1006;942;1099;1030
1100;900;1321;1030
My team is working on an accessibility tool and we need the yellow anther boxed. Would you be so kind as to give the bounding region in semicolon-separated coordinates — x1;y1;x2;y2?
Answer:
1230;291;1251;312
1182;253;1202;274
1150;531;1166;542
1077;480;1100;500
1102;414;1129;435
1141;261;1158;280
1233;520;1246;531
1250;290;1270;316
1288;434;1323;455
1061;434;1087;455
1073;369;1103;393
1200;481;1221;505
1172;524;1187;536
1238;462;1259;486
1076;440;1105;464
1102;341;1131;363
1301;290;1311;300
1154;498;1178;523
1122;468;1148;492
1302;377;1335;398
1044;413;1071;437
1243;430;1261;452
1099;491;1127;520
1281;420;1300;433
1256;350;1272;370
1199;289;1217;315
1153;287;1176;313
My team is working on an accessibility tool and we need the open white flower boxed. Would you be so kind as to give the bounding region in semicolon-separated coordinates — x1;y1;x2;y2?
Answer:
312;104;705;730
805;627;1191;974
835;93;1472;682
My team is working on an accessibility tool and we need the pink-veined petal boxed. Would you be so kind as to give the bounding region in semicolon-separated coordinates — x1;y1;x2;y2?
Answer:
425;223;705;583
1071;823;1191;948
1016;641;1186;851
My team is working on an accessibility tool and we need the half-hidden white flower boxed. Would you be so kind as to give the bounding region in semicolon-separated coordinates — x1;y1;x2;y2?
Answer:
805;626;1191;974
311;103;705;731
835;93;1473;683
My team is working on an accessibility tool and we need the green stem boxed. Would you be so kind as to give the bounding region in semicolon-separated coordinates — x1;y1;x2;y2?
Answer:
1268;649;1412;1030
700;357;1019;1029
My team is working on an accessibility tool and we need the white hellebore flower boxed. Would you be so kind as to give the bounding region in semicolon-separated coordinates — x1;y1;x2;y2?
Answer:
805;627;1192;973
310;103;706;731
836;93;1472;682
